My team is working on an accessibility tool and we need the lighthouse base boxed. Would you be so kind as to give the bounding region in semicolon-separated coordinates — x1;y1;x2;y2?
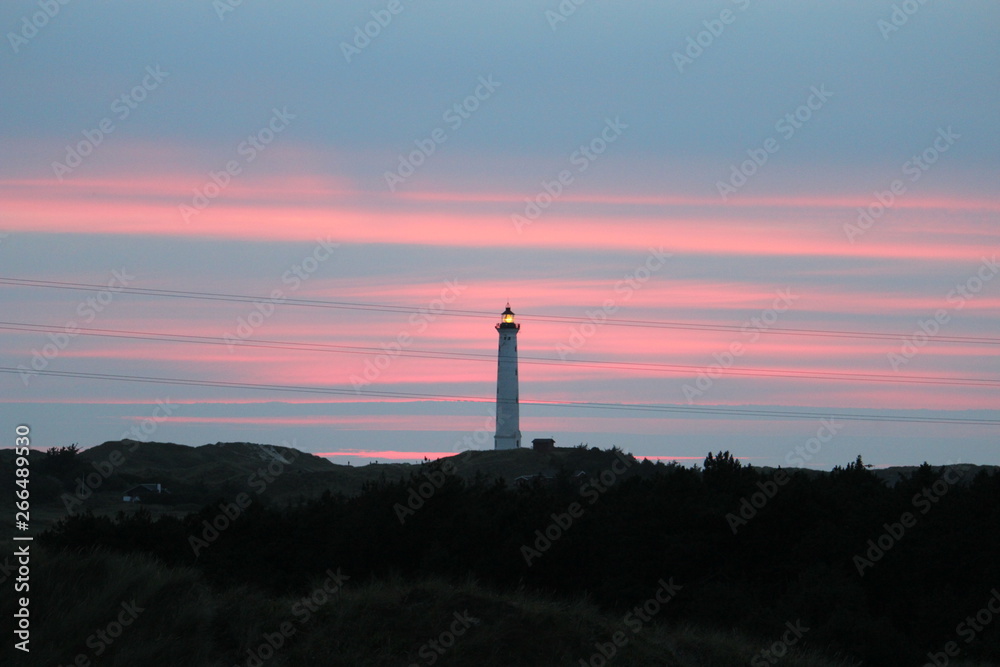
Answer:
494;434;521;450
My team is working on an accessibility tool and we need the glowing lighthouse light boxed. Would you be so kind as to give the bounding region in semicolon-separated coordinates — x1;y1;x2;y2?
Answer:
494;303;521;450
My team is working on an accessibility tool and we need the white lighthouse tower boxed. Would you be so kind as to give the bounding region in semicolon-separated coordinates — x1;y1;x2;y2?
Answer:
494;303;521;450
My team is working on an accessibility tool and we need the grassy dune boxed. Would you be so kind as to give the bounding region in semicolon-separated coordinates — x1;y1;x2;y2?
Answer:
0;544;876;667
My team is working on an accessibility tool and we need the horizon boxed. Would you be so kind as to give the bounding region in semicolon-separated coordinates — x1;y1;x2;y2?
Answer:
9;437;995;473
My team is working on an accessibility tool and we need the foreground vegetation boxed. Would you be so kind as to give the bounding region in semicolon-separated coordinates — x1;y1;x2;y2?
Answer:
27;448;1000;665
1;547;866;666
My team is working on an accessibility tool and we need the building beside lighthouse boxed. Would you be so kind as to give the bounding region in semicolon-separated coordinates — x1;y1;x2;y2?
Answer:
494;303;521;450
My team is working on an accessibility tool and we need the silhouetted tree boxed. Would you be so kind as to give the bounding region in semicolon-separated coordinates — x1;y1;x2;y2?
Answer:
41;443;81;483
703;450;752;492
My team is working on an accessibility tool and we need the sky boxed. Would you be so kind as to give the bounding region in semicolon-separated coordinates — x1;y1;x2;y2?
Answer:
1;1;998;468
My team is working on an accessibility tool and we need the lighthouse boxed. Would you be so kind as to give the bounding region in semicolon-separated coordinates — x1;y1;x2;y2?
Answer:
494;303;521;450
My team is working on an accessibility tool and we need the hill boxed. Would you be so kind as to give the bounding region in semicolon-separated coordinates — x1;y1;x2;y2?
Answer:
3;440;998;535
0;440;415;532
82;439;336;482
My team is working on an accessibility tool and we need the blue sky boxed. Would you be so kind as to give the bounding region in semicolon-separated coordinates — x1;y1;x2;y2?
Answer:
1;1;998;466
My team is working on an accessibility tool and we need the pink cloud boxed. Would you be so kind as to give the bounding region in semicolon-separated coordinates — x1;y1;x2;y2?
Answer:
3;172;996;261
317;450;470;461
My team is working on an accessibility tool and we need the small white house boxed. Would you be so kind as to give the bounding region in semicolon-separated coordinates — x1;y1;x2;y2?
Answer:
122;483;164;503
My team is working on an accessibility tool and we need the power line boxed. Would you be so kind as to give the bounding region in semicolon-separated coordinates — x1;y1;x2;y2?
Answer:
2;276;998;346
1;366;998;427
2;320;997;388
